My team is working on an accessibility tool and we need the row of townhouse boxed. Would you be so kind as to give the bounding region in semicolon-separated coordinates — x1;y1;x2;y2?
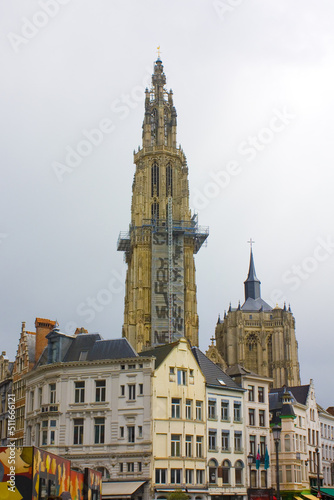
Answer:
1;318;333;500
269;381;334;498
3;319;275;500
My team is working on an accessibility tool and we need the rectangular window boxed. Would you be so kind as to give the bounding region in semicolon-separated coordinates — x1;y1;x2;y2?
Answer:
260;436;266;457
249;408;255;426
170;469;182;484
50;430;55;445
221;400;229;420
128;426;135;443
186;399;192;419
139;383;143;395
94;417;105;444
234;431;242;452
73;418;84;445
171;398;181;418
209;429;217;451
222;430;229;451
30;391;34;412
75;381;85;403
119;463;123;473
258;386;264;402
177;369;186;385
42;430;47;446
171;434;181;457
138;426;143;438
196;401;203;421
234;401;241;422
127;462;134;472
185;435;192;457
196;470;204;484
128;384;136;400
138;462;142;472
248;385;254;402
196;436;203;457
155;469;167;484
95;380;106;402
286;465;292;483
259;409;265;427
185;469;193;484
250;435;256;456
121;385;125;396
39;388;43;406
208;399;216;419
120;426;124;438
49;383;56;404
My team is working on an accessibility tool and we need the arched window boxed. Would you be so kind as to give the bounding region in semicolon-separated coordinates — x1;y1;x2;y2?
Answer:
246;333;259;373
208;459;218;484
164;109;168;146
222;460;231;484
151;202;159;221
235;460;243;485
151;162;159;197
96;467;110;479
166;164;173;196
267;334;273;377
285;434;291;452
151;109;158;145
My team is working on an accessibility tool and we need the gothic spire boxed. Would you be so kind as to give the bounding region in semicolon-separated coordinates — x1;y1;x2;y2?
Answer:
244;248;261;301
142;58;177;149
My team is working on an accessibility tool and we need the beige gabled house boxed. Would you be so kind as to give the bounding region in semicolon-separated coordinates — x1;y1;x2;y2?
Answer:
140;338;208;500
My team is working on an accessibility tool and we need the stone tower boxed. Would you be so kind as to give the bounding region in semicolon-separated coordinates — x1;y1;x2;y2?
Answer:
215;248;301;388
118;58;208;352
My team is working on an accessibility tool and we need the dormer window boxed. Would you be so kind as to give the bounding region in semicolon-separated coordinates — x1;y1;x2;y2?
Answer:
79;351;88;361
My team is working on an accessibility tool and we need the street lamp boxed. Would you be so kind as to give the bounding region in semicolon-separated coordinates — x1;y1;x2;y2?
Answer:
272;424;282;500
247;453;254;491
315;447;321;499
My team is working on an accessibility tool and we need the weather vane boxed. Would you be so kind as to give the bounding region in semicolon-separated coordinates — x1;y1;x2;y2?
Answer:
247;238;255;249
157;46;161;58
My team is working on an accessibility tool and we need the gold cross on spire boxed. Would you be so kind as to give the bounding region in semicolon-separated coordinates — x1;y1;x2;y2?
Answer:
157;46;161;58
247;238;255;249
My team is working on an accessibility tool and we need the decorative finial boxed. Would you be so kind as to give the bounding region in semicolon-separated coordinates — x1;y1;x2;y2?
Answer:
210;336;215;346
157;46;161;59
248;238;255;250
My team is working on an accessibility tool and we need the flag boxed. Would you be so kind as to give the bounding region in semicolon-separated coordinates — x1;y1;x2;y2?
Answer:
264;446;270;470
256;447;261;470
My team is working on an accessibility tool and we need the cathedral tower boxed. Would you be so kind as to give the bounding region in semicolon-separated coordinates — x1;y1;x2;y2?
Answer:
214;248;301;388
118;58;208;352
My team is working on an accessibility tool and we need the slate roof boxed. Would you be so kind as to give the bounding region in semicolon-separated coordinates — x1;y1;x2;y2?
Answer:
270;384;310;406
63;333;101;362
269;385;310;416
88;338;137;361
226;363;266;379
26;333;36;363
241;297;272;312
288;385;310;406
191;347;244;391
139;341;179;368
61;335;137;362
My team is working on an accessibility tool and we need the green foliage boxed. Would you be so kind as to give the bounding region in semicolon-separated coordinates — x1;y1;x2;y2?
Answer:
168;489;190;500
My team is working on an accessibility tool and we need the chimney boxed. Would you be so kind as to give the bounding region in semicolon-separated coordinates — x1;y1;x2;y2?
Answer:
34;318;56;363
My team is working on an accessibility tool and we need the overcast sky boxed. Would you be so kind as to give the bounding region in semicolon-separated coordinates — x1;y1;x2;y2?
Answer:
1;0;334;407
